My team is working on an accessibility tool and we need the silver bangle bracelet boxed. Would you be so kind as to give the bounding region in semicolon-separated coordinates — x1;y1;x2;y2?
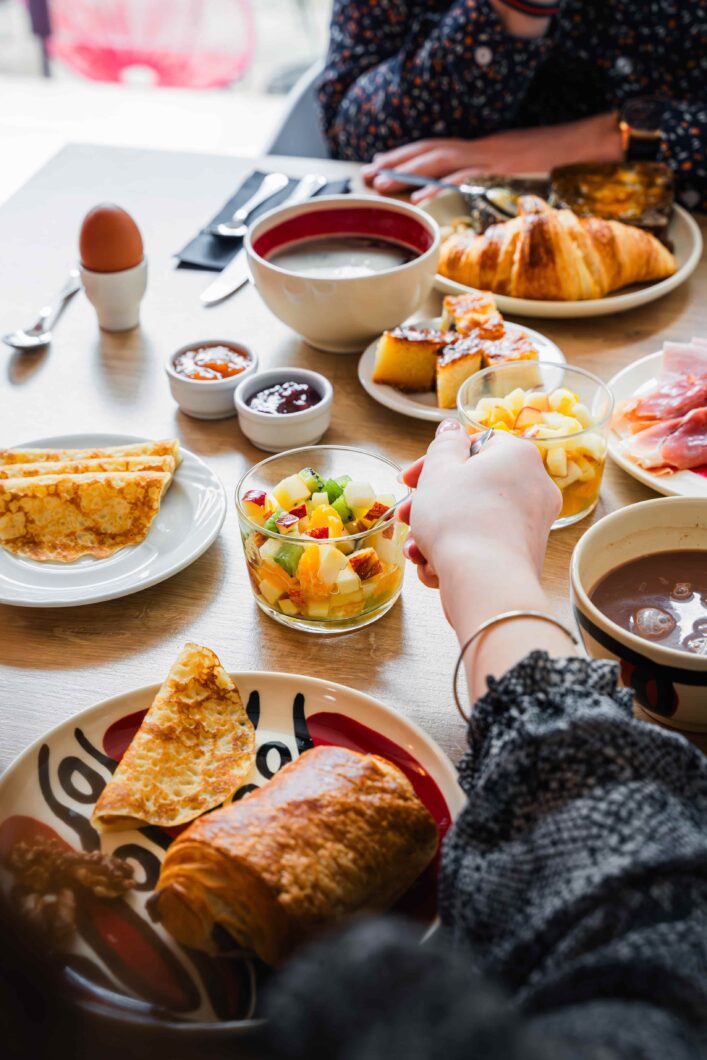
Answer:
452;609;579;723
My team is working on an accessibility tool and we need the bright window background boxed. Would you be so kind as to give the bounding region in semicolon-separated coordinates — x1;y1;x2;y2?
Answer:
0;0;332;94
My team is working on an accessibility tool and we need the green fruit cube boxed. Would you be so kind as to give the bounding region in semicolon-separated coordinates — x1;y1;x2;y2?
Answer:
273;541;304;577
331;495;353;523
324;478;344;503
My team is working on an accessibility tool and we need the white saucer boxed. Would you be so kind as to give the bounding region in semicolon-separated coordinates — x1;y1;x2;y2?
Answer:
423;190;702;320
358;318;565;422
0;432;227;607
608;352;707;497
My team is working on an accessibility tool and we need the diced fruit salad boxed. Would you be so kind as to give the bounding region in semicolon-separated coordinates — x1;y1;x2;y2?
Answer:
469;387;608;518
239;467;406;622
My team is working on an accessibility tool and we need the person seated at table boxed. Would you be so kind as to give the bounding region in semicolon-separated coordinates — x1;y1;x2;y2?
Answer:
318;0;707;210
265;423;707;1059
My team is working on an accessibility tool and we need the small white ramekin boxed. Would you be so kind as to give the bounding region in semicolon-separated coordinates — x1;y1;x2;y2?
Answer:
165;340;257;420
234;367;333;452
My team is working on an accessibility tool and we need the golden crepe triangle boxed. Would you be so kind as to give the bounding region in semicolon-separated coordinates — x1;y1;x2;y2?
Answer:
0;439;180;562
92;643;256;832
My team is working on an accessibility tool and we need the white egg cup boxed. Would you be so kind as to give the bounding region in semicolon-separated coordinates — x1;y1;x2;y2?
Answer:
80;258;147;332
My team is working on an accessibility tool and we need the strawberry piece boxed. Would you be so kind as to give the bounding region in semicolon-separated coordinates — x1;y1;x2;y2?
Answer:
307;527;329;539
289;504;307;518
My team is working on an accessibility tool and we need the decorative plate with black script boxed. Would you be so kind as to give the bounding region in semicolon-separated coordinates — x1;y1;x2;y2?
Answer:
0;672;464;1027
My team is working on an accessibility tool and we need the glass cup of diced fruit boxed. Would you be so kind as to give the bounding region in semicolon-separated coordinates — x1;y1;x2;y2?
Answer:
236;445;410;633
457;362;614;529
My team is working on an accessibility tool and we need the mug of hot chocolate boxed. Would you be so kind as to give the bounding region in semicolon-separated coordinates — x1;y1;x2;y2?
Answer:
571;496;707;731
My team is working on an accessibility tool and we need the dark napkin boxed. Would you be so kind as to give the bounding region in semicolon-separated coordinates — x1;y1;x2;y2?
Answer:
176;170;351;271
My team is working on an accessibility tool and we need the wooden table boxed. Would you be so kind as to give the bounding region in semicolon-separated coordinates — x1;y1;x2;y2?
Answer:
1;143;705;774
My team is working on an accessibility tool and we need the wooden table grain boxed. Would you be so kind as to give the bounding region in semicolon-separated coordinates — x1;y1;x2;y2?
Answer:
1;143;705;773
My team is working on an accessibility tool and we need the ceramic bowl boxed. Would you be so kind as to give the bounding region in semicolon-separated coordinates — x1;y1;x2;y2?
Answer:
244;195;440;354
165;340;257;420
570;496;707;731
234;367;333;452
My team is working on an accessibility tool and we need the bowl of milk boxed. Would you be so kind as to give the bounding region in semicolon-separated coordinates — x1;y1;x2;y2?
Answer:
245;195;440;354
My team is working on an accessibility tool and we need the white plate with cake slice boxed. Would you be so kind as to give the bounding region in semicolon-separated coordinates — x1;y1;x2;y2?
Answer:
358;318;565;422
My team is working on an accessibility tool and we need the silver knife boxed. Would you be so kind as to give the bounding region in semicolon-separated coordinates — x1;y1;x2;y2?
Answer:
200;174;328;305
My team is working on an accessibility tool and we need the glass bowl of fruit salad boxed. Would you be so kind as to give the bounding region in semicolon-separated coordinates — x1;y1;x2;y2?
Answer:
236;445;410;633
457;362;614;529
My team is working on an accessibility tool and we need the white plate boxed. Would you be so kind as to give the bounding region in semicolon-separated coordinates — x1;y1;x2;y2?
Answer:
423;190;702;319
0;433;227;607
608;352;707;497
358;317;565;422
0;669;464;1024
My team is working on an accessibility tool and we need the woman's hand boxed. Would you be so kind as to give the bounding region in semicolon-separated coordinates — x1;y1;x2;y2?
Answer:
398;421;573;695
361;114;622;198
398;420;561;591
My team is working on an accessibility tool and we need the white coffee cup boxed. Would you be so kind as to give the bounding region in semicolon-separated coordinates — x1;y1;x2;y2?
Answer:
80;258;147;331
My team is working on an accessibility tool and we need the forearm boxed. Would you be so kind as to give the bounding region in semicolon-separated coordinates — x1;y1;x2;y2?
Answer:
436;544;575;700
319;0;554;160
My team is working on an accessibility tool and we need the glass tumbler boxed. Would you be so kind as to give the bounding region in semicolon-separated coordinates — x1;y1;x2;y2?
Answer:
457;361;614;529
236;445;409;633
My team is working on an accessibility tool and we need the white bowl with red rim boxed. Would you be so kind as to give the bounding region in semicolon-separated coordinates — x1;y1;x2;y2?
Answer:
244;195;441;354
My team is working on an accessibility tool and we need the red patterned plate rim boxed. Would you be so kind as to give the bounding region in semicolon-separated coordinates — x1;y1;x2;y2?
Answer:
0;670;464;1031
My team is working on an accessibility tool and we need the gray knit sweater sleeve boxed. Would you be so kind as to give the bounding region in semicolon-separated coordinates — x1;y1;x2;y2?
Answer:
439;652;707;1058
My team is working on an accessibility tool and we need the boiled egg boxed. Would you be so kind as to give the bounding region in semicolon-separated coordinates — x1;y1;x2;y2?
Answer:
79;204;144;273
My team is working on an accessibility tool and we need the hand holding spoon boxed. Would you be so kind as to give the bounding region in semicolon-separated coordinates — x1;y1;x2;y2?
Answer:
3;269;82;350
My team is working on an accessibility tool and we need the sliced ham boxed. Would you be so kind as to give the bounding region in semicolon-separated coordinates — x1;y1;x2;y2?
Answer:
613;341;707;437
661;341;707;378
624;407;707;471
614;377;707;434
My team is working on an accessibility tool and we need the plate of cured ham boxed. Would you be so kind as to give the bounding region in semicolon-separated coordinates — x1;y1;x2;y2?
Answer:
608;338;707;497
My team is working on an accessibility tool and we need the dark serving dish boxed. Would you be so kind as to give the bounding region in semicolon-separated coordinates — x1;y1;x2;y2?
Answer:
549;162;674;242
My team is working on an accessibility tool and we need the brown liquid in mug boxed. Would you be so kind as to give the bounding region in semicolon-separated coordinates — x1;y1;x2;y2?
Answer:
590;550;707;656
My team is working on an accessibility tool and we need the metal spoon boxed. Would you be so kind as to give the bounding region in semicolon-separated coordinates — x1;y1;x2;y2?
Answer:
470;426;495;455
3;269;82;350
209;171;289;238
370;427;495;531
377;169;519;219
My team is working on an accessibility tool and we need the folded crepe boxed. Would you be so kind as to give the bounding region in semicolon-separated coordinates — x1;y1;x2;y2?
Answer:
0;470;171;561
92;644;255;832
151;745;438;966
0;439;181;467
0;455;176;480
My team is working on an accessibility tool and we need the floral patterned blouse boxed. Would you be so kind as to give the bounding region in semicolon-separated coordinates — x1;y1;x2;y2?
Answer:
318;0;707;210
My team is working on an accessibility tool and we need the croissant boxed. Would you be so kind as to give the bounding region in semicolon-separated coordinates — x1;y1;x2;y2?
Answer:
439;196;676;301
150;745;438;966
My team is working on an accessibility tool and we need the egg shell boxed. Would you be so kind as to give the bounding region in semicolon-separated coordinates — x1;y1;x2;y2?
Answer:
80;204;144;273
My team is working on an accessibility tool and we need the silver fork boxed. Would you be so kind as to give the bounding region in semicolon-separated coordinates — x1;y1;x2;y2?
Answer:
209;172;289;238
